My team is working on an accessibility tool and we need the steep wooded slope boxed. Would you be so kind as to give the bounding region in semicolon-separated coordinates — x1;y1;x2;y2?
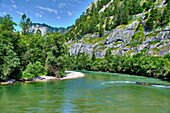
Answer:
66;0;169;57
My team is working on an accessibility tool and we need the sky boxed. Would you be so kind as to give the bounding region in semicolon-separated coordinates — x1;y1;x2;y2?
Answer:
0;0;93;31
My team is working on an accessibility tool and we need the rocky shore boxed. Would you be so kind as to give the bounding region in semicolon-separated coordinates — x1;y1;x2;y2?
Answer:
0;71;85;85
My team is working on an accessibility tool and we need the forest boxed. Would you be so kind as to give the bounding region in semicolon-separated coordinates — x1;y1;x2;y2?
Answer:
0;14;67;80
65;0;169;41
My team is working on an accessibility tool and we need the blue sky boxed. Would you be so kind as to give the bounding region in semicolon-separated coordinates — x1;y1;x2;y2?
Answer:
0;0;93;30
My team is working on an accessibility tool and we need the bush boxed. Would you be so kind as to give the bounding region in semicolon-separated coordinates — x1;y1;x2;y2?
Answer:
22;61;44;78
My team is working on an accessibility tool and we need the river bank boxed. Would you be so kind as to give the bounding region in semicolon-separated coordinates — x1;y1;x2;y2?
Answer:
0;71;85;85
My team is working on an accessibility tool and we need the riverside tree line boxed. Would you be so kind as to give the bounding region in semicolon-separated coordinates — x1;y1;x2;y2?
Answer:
66;51;170;80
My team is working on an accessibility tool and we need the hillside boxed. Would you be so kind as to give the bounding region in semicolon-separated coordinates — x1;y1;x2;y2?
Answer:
66;0;169;58
29;23;71;36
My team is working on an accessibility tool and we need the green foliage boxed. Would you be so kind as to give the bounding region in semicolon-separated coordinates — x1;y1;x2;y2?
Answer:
149;40;160;45
67;53;170;79
164;53;170;60
133;30;144;39
146;17;154;30
160;2;169;25
0;14;68;80
65;0;166;42
99;23;104;37
44;32;67;78
105;49;112;58
93;43;105;50
19;14;32;35
92;51;96;62
0;15;20;79
105;17;110;30
22;61;44;79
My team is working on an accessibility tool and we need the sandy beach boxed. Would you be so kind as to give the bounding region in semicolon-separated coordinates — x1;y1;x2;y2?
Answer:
61;71;85;80
0;71;85;85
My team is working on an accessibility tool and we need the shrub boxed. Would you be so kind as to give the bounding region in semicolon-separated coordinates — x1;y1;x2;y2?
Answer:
22;61;44;78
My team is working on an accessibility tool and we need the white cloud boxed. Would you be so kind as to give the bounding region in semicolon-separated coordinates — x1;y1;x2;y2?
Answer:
11;5;17;9
1;4;7;7
16;11;23;15
35;13;42;18
0;12;6;15
57;16;61;19
67;11;72;16
11;0;14;3
36;6;58;15
58;3;66;8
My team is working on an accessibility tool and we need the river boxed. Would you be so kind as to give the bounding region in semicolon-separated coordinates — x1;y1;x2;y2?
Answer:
0;71;170;113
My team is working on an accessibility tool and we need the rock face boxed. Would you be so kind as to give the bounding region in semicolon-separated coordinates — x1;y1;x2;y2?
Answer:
29;23;71;36
68;20;170;58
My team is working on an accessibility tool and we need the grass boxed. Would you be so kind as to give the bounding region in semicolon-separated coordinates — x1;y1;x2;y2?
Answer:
67;43;72;47
128;39;142;47
127;20;136;25
85;34;109;44
127;49;136;55
149;40;161;45
152;47;161;52
85;34;92;37
152;46;170;55
107;47;120;51
132;30;144;39
157;42;164;47
146;32;158;38
141;49;147;52
113;42;122;45
97;46;107;50
93;43;105;50
152;47;161;55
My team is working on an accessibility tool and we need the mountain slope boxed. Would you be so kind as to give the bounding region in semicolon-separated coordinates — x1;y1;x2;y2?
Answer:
66;0;169;57
29;23;71;36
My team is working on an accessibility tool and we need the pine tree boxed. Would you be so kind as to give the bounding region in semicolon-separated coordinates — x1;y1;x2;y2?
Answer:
92;51;96;61
19;14;32;35
146;17;154;30
99;23;104;37
105;17;110;31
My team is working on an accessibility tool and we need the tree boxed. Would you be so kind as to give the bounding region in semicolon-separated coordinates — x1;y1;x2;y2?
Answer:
146;17;154;30
19;14;32;35
105;17;110;30
92;51;96;62
99;23;104;37
0;15;20;79
44;32;67;78
36;29;42;36
122;2;129;25
160;3;169;25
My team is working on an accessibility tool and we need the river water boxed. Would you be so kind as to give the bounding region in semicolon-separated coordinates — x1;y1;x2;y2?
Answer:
0;71;170;113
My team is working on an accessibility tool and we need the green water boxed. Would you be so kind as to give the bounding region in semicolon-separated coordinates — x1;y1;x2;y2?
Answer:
0;71;170;113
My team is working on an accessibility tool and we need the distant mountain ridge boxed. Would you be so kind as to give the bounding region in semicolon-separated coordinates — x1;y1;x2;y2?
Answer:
29;23;71;36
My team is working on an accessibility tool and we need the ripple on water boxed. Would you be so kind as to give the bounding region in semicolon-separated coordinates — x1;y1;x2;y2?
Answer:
101;81;170;88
